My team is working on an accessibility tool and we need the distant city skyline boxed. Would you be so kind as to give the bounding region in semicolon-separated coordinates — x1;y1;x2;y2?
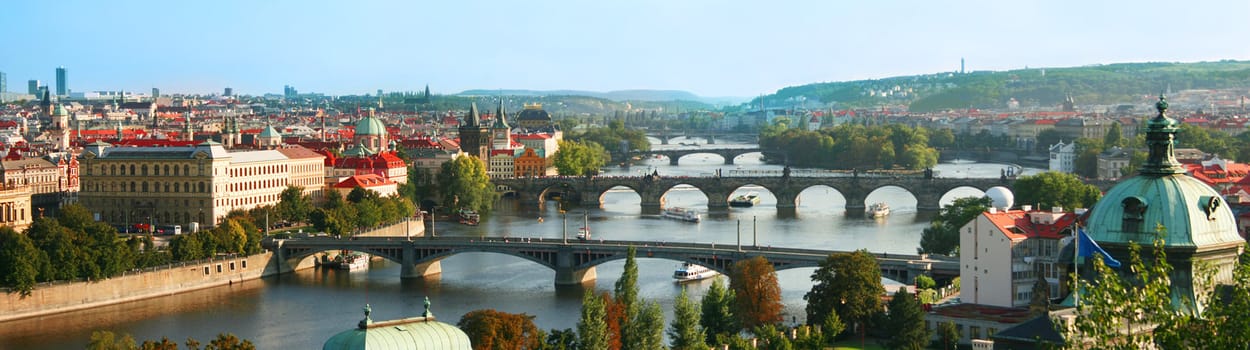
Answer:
2;0;1248;98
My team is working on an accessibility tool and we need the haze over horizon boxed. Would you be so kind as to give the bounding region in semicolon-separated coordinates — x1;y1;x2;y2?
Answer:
3;0;1248;98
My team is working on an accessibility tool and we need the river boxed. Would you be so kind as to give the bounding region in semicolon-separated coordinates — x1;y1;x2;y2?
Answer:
0;138;1041;349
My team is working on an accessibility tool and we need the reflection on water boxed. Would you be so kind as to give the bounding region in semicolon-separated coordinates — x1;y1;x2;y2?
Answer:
0;138;1041;349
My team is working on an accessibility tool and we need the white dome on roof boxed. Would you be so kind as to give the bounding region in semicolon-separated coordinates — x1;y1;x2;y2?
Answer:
986;186;1014;210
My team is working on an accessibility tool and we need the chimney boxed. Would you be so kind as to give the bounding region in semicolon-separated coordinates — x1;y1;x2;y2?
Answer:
1022;205;1033;212
1052;206;1063;213
988;207;998;214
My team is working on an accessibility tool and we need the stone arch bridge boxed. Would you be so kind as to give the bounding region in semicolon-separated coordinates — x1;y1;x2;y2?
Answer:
494;175;1023;212
266;236;957;286
629;148;766;165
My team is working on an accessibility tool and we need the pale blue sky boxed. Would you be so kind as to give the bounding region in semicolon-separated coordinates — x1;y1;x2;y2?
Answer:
2;0;1247;97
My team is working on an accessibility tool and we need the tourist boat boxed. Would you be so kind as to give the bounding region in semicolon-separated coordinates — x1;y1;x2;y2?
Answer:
458;209;480;226
729;192;761;207
333;253;369;271
662;207;702;223
673;262;719;282
868;202;890;217
577;212;590;240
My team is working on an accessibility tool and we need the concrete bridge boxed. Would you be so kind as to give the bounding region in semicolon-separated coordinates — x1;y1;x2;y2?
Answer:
644;130;758;145
629;147;767;165
264;236;957;286
494;174;1018;212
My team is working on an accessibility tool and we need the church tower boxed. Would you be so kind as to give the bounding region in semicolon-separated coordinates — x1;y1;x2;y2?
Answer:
491;100;512;150
50;104;70;151
457;103;490;159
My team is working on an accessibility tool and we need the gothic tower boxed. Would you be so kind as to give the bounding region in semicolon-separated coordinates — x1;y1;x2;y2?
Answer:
491;100;512;150
457;103;490;159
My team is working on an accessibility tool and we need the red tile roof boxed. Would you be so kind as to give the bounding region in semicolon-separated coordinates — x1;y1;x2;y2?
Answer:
333;174;394;188
982;209;1077;240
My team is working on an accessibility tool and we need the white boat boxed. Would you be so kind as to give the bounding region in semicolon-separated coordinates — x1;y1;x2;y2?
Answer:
662;207;702;223
336;253;369;271
868;202;890;217
673;263;719;282
729;192;761;207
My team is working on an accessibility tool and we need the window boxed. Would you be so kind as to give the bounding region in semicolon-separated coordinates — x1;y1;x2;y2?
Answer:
970;326;981;339
1122;197;1146;233
216;264;222;273
203;267;210;275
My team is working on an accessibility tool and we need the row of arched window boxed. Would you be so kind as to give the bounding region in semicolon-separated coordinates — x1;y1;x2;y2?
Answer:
85;180;208;193
231;164;288;177
96;163;202;177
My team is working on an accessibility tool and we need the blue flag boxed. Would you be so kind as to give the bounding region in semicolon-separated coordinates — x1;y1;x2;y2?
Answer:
1078;228;1121;268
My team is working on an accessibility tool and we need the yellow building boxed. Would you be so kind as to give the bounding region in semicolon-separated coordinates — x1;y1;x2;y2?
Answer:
0;184;33;231
79;141;325;229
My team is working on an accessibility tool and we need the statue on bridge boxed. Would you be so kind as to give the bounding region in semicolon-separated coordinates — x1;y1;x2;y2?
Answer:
782;165;791;179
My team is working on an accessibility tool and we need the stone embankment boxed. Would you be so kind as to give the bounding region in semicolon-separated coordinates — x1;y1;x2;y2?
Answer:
0;252;286;322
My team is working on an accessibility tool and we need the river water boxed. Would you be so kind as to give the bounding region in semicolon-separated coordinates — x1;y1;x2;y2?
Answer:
0;138;1040;349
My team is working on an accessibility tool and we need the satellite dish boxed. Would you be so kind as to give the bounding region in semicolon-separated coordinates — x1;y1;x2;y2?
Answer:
985;186;1014;210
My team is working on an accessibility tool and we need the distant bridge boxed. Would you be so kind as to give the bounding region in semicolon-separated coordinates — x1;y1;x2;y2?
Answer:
493;175;1116;212
628;147;767;165
265;236;956;286
643;130;758;145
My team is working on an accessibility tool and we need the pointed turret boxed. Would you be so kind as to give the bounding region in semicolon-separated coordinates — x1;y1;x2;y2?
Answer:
466;103;480;126
183;111;195;141
493;100;510;129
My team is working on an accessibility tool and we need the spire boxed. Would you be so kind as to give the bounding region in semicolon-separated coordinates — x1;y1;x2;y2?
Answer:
1140;94;1184;176
494;99;510;129
466;103;480;126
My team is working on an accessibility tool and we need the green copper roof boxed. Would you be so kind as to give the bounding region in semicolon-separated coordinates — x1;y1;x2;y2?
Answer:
355;116;387;136
322;303;471;350
53;104;67;116
1087;95;1243;248
343;142;377;157
492;101;510;129
260;124;282;138
1085;174;1242;248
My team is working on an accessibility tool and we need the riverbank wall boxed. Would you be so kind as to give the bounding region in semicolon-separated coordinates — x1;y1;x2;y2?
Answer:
0;252;287;322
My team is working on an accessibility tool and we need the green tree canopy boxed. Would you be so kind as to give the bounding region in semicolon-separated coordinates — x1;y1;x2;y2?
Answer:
0;226;44;296
1013;171;1102;211
669;288;709;350
700;279;738;344
885;287;929;350
553;139;609;176
577;291;609;350
805;250;884;336
438;156;498;214
277;185;312;224
920;196;992;255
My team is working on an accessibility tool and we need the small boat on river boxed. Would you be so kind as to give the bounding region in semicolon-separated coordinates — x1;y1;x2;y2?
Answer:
729;192;761;207
662;207;701;223
459;209;480;226
868;202;890;218
673;263;719;282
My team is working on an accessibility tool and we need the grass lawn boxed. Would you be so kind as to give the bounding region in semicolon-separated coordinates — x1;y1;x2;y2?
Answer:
830;338;888;350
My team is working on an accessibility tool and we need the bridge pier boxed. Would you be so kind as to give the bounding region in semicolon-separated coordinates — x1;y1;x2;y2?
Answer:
669;157;680;166
707;135;715;145
723;157;734;165
555;246;597;286
401;260;442;279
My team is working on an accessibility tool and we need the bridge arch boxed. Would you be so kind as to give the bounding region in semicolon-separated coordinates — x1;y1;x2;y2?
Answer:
655;183;711;210
938;186;989;207
793;185;848;213
861;184;920;213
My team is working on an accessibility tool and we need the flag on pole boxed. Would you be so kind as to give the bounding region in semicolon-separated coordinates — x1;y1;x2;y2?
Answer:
1078;228;1121;268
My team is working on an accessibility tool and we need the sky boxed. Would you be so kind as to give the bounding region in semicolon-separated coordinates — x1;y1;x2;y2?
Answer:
2;0;1248;98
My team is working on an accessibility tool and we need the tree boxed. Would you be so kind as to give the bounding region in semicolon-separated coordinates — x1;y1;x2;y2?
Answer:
553;139;609;176
578;291;609;350
1104;122;1124;148
753;324;794;350
1013;171;1102;211
277;185;312;224
203;333;255;350
614;246;640;309
437;156;498;214
628;301;666;350
729;256;783;329
0;226;45;296
914;275;936;290
937;321;959;350
821;311;846;345
669;288;709;350
885;287;929;350
457;309;543;350
700;279;738;344
919;196;992;255
542;328;577;350
88;330;137;350
805;250;884;338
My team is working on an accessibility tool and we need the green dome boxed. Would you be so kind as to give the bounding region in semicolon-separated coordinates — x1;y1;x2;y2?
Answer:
355;116;387;136
323;304;471;350
1085;173;1242;248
